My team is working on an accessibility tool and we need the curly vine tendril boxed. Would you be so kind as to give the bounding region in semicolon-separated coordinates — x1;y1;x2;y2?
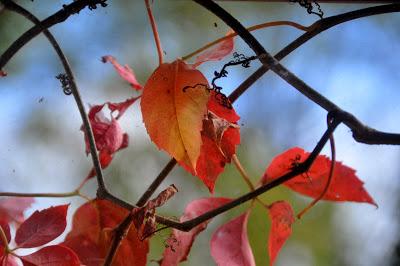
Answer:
56;73;72;95
183;52;263;109
290;0;324;19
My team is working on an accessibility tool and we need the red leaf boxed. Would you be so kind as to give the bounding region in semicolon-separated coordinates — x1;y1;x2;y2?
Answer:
19;245;80;266
193;30;235;67
261;147;377;206
15;205;69;248
82;98;138;179
102;55;143;90
0;70;6;77
0;198;34;224
267;201;295;266
210;211;255;266
63;199;148;266
160;197;231;266
181;93;240;192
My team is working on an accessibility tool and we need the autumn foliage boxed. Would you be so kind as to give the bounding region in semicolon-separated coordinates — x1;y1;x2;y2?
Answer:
1;1;392;266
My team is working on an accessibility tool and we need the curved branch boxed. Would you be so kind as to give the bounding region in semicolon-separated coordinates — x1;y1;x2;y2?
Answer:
196;0;400;145
2;0;108;193
0;0;107;69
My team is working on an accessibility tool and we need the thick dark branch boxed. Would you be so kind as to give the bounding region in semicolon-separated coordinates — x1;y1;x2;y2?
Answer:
0;0;107;69
229;4;400;103
197;0;400;145
2;0;109;193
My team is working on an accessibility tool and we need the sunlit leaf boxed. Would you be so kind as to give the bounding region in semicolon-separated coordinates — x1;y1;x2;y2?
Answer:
141;59;210;171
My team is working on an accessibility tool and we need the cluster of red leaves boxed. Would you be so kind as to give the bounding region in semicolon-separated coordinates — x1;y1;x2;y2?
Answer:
63;199;149;266
155;145;376;266
80;55;144;180
0;203;80;266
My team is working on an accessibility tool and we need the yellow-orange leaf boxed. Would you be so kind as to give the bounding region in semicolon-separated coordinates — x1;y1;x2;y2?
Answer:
141;60;210;171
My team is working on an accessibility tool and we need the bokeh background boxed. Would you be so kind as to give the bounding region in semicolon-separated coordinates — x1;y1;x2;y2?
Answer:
1;1;399;265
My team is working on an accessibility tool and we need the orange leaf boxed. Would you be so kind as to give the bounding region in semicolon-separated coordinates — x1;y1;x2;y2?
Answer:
63;200;148;266
141;59;210;171
267;201;294;266
261;147;377;206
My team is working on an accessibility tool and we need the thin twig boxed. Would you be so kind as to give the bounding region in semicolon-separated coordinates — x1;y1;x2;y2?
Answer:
136;158;177;207
232;154;255;191
2;0;108;194
297;116;336;219
182;20;312;61
145;0;163;65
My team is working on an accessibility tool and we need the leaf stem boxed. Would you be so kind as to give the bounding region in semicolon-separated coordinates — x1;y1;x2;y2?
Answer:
145;0;163;65
232;154;255;191
297;117;336;219
0;226;10;253
182;20;311;61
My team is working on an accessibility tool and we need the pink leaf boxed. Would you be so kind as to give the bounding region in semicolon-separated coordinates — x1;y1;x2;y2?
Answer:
20;245;80;266
0;254;19;266
15;205;69;248
0;198;34;224
267;201;295;266
193;30;235;67
210;211;255;266
102;55;143;90
107;96;140;120
160;197;231;266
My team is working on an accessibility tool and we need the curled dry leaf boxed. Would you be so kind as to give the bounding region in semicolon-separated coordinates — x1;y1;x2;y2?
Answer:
261;147;377;206
102;55;143;90
141;59;210;172
192;30;235;67
210;211;255;266
63;199;148;266
267;201;295;266
132;185;178;239
15;205;69;248
0;198;34;224
160;197;231;266
19;245;81;266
